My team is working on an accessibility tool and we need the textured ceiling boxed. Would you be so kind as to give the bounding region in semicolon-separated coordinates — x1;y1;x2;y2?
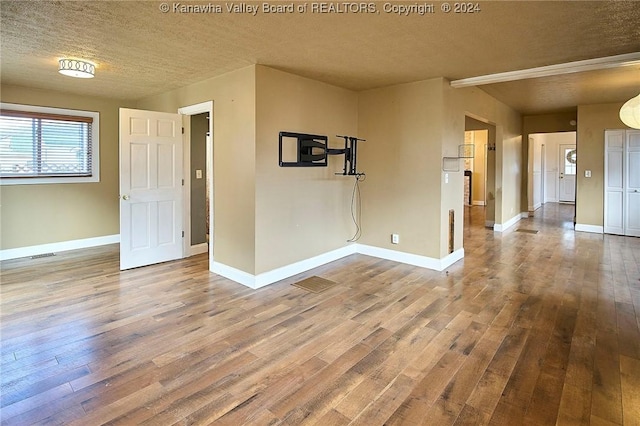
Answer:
1;1;640;114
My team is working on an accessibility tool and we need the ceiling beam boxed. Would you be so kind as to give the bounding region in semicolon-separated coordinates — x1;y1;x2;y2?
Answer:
450;52;640;88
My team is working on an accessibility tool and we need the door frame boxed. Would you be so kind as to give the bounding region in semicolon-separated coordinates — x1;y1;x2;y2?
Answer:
178;101;214;266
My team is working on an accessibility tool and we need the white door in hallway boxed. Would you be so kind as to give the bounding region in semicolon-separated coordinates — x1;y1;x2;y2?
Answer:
625;131;640;237
605;130;640;236
119;108;183;270
558;144;576;203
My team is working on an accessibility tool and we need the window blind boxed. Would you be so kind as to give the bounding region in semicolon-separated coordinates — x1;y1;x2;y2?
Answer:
0;109;93;178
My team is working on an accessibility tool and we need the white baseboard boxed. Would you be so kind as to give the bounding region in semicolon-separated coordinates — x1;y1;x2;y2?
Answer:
211;245;358;289
528;202;541;211
254;245;357;289
357;244;464;271
212;244;465;289
0;234;120;261
5;235;468;289
521;211;530;219
493;213;523;233
189;243;208;256
575;224;604;234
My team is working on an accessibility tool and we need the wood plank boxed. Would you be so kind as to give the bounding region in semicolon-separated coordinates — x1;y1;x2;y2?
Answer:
1;204;638;425
620;355;640;426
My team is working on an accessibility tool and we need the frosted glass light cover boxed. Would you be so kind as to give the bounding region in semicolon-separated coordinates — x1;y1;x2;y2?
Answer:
620;93;640;129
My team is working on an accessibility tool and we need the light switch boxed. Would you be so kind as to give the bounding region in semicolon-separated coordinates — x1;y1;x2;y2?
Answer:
196;169;203;179
585;170;591;178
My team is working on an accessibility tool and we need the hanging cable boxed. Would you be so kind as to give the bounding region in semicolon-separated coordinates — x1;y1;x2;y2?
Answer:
347;173;366;242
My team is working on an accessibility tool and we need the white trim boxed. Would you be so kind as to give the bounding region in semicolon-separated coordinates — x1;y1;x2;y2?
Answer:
493;213;523;232
357;244;464;271
0;234;119;261
450;53;640;88
189;243;208;256
177;101;214;268
575;224;604;234
472;201;486;206
521;212;530;219
528;202;542;212
178;101;213;116
210;244;466;289
211;245;357;289
254;245;357;289
210;261;257;288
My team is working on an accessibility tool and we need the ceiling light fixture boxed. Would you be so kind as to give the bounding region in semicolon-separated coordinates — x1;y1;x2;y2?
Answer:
620;93;640;129
58;58;95;78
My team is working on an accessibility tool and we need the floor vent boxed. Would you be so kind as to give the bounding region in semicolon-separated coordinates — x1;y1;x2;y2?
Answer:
516;229;539;234
31;253;56;259
292;276;337;293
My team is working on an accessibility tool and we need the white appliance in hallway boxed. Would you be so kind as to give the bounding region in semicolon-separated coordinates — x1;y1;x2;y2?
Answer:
558;144;576;203
604;129;640;237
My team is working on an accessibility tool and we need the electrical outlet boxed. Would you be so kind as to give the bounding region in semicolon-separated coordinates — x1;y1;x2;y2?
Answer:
585;170;591;178
196;169;203;179
391;234;399;244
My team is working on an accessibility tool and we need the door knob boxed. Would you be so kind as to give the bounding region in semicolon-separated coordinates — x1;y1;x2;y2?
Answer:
122;195;130;200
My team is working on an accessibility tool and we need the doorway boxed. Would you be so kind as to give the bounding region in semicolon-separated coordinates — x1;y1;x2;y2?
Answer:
178;101;214;263
189;112;209;255
463;116;496;232
528;131;577;209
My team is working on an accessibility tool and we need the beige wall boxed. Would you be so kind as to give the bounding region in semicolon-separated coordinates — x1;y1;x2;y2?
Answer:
254;66;358;274
358;80;522;260
137;66;257;274
576;102;628;227
2;66;524;273
0;85;129;250
358;78;444;259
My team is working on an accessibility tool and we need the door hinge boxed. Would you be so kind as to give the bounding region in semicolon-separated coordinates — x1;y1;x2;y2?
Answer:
182;127;185;134
182;231;184;237
182;179;184;186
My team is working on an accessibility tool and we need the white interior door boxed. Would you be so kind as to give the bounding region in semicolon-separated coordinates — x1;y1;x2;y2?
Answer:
559;144;576;203
119;108;183;270
625;131;640;237
605;130;625;235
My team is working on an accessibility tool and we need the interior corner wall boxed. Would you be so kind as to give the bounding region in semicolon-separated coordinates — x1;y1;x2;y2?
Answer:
358;78;444;259
254;66;358;274
576;102;628;228
136;66;257;274
0;84;130;250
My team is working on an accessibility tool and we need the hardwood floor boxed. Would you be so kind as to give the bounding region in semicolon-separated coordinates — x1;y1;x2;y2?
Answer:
2;203;640;425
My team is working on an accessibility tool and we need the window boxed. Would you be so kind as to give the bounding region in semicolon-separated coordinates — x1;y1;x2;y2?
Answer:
564;148;576;176
0;103;99;185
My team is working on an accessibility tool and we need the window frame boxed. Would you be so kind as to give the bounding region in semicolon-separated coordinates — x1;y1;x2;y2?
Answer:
0;102;100;185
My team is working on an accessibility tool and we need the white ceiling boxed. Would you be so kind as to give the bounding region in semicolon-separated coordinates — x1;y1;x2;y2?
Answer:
1;1;639;114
